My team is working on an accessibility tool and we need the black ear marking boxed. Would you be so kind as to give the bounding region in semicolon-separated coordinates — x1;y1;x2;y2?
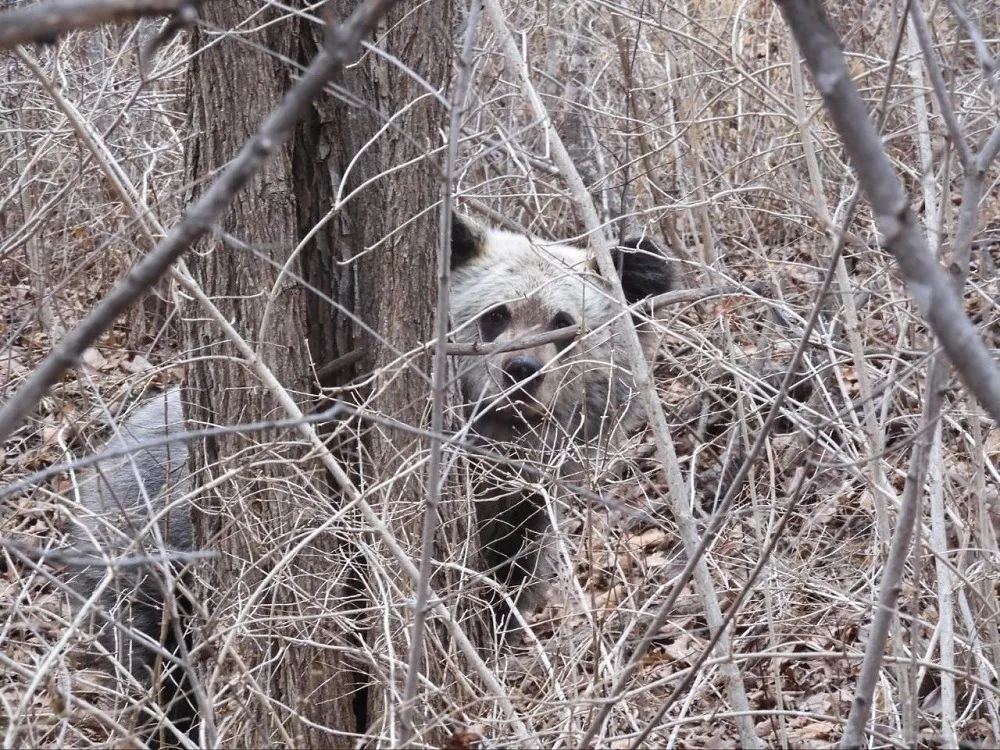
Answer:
611;236;674;303
452;213;485;271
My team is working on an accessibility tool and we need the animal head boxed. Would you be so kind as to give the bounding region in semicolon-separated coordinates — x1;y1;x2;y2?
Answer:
449;214;673;443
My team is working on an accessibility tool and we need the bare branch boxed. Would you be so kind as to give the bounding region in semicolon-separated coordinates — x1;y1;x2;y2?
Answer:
629;466;815;748
165;263;536;744
942;0;1000;98
770;1;1000;744
0;0;196;49
776;0;1000;424
841;108;1000;750
605;186;862;748
313;283;769;377
447;284;766;355
482;0;757;744
400;0;481;741
908;1;973;170
0;0;403;444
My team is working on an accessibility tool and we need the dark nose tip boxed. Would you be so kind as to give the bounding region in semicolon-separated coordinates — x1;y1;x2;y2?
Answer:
504;355;542;390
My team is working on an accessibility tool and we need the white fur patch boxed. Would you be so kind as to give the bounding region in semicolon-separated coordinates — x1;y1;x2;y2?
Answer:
450;222;652;445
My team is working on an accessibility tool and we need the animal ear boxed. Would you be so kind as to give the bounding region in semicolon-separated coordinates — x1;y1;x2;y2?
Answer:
451;213;486;270
610;237;674;303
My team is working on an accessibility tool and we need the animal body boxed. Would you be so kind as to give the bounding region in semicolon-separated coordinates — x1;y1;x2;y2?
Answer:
449;215;672;623
64;213;672;736
66;389;194;741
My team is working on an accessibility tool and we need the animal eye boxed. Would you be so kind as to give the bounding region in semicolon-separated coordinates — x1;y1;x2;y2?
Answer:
549;312;575;331
480;304;510;342
549;311;577;350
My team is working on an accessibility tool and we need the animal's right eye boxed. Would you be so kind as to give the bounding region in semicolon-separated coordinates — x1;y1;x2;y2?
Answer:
549;311;575;331
480;304;510;342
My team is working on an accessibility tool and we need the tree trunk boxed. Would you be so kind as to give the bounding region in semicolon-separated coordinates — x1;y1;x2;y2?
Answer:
182;5;358;746
298;3;488;743
183;2;476;746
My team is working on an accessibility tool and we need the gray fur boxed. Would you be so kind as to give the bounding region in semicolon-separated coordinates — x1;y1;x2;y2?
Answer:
67;388;193;707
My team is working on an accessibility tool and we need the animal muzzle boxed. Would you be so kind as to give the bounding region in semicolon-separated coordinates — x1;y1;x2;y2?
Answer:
503;355;543;398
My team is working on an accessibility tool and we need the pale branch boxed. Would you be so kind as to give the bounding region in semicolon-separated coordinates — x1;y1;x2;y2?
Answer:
159;262;537;742
0;0;197;49
776;0;1000;424
599;187;862;748
841;90;1000;750
908;1;973;171
2;541;202;687
646;281;768;312
400;0;481;741
942;0;1000;99
0;0;403;445
1;539;216;569
312;283;768;378
447;283;768;355
775;0;1000;744
629;465;816;748
0;405;350;501
5;400;626;522
485;0;756;742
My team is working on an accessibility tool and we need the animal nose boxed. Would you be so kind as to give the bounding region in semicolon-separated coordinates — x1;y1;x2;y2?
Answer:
504;355;542;390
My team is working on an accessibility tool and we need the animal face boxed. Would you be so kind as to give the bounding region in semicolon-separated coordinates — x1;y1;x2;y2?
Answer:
449;215;672;444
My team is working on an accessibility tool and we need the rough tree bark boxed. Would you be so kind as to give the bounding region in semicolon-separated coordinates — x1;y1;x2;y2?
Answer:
297;2;488;741
182;4;352;746
182;1;473;746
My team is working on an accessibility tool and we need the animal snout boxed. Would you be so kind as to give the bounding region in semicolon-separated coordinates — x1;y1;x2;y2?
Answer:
504;355;542;393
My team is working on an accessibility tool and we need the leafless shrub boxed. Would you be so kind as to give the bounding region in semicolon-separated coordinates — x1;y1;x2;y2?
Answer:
3;0;1000;747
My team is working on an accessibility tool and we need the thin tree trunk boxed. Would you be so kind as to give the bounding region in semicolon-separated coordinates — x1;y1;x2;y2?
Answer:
182;5;356;746
302;2;488;743
183;1;478;746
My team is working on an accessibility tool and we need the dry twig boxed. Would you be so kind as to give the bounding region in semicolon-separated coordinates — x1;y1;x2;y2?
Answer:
0;0;403;444
0;0;199;49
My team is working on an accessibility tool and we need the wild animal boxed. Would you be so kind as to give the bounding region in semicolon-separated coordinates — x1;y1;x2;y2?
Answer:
64;213;673;737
